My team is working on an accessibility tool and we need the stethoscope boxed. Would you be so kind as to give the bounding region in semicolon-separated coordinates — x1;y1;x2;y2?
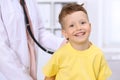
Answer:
20;0;54;54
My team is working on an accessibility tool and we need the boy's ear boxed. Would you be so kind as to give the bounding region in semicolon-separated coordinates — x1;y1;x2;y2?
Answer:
62;29;68;39
89;23;91;27
89;23;91;31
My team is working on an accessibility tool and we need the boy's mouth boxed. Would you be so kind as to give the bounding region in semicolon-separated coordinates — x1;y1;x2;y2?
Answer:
74;32;86;37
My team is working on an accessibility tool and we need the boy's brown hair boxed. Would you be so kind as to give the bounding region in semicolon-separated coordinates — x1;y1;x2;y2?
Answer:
59;3;88;28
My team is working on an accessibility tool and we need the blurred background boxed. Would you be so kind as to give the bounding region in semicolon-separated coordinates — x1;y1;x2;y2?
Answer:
36;0;120;80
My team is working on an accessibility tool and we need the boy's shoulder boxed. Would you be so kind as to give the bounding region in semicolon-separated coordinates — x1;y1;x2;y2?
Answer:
92;44;101;50
53;42;70;55
56;43;69;52
91;43;104;56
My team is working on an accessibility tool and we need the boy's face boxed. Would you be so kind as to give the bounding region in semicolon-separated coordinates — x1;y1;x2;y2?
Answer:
62;11;91;45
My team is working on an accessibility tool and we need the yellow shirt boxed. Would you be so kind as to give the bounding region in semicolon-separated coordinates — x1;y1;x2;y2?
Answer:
43;42;112;80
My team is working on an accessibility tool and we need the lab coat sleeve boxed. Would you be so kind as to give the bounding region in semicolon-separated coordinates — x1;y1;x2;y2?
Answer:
0;10;33;80
38;26;64;51
31;0;64;51
36;12;64;51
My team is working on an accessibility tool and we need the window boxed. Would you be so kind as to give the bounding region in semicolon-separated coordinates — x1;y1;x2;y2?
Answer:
103;0;120;48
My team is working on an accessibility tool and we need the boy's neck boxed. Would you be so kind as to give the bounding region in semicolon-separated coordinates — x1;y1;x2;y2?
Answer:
70;41;91;51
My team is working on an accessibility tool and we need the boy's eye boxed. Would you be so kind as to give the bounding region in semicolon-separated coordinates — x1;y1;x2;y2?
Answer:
81;21;86;24
69;24;74;27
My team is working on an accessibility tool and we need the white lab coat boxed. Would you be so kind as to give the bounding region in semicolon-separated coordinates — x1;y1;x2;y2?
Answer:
0;0;63;80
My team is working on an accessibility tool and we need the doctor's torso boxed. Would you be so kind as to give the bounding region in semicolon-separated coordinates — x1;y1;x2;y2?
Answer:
0;0;39;68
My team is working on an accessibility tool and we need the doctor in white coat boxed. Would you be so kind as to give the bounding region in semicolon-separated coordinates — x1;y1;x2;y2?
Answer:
0;0;64;80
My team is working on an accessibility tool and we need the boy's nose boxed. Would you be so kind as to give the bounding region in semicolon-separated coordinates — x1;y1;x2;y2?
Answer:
76;24;82;30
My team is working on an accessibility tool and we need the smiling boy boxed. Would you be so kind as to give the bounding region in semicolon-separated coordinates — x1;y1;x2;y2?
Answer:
43;3;112;80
